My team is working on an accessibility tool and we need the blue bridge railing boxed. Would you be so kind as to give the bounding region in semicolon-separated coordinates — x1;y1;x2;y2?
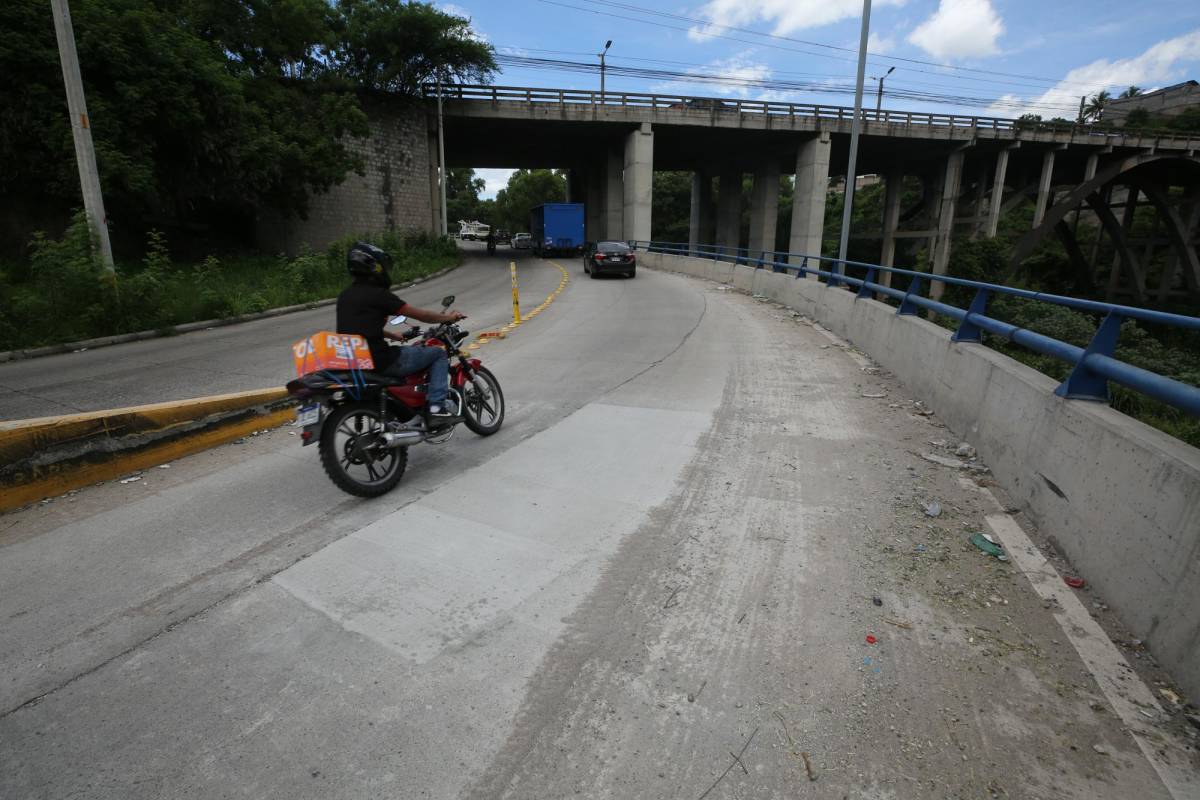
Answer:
628;240;1200;419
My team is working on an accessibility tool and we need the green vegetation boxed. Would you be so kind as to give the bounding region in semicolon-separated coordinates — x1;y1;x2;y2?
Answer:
0;0;495;257
445;168;566;233
0;214;459;351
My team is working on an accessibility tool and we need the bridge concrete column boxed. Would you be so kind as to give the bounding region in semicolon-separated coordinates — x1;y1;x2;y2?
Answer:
565;168;582;203
1033;149;1056;229
586;162;605;241
604;146;623;240
879;165;904;288
624;123;652;242
930;149;965;303
623;123;653;243
985;148;1010;238
715;167;743;255
688;171;713;253
748;161;781;257
789;133;831;267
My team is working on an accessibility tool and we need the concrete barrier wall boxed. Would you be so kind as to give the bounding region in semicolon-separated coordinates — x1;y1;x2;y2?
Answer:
644;250;1200;699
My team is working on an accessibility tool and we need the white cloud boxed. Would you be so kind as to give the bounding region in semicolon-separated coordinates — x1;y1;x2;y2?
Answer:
651;54;773;97
907;0;1003;61
987;29;1200;118
475;169;514;201
867;33;896;55
689;0;905;40
438;3;471;18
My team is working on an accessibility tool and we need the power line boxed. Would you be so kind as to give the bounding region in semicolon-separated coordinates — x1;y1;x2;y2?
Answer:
575;0;1105;88
492;55;1084;114
495;45;1085;108
533;0;1130;97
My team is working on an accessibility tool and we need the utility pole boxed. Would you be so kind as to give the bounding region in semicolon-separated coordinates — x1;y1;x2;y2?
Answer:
874;66;895;112
837;0;872;270
437;77;448;237
1077;95;1086;124
49;0;113;271
599;40;612;97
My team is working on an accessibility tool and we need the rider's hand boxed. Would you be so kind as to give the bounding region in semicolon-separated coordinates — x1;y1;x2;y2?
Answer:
446;311;467;322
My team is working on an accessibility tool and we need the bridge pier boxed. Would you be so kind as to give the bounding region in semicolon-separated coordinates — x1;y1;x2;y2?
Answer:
688;171;713;254
716;167;742;256
930;150;965;302
585;162;605;241
789;133;831;269
623;123;654;243
879;165;904;287
985;148;1011;238
604;146;623;240
748;161;780;258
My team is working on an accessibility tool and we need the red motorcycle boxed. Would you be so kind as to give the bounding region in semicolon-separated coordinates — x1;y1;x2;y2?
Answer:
286;295;505;497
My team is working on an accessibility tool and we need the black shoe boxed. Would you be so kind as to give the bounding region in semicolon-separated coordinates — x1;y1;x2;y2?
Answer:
427;404;454;418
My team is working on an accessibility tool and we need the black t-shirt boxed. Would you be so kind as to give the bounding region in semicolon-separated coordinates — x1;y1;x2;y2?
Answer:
336;283;407;371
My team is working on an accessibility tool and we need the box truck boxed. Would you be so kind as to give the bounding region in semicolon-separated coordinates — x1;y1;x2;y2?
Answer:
529;203;585;256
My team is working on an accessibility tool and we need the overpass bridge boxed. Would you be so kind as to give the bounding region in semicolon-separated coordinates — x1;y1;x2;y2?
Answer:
264;84;1200;307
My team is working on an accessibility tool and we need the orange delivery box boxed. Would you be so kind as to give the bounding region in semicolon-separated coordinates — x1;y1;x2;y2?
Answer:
292;331;375;376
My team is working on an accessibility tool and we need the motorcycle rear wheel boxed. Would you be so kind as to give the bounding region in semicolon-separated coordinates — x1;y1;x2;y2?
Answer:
462;366;505;436
318;402;407;497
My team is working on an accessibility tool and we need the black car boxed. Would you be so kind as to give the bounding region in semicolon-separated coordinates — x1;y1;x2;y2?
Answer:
583;241;636;278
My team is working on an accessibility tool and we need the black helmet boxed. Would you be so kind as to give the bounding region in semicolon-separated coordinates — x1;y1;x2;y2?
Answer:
347;241;393;285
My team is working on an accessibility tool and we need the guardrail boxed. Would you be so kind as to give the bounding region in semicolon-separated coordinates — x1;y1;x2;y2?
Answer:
629;240;1200;418
423;84;1200;149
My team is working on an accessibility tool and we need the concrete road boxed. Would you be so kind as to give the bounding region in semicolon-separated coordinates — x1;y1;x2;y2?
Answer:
1;258;1193;799
0;242;559;420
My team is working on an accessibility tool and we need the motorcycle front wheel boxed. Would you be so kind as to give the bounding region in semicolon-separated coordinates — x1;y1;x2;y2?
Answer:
318;402;407;497
462;366;505;436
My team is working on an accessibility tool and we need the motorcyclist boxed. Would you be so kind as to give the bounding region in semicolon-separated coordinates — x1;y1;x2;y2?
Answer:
486;228;496;254
336;242;465;418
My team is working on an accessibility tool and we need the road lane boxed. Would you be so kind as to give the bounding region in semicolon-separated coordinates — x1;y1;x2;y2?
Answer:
1;264;1191;799
0;243;556;420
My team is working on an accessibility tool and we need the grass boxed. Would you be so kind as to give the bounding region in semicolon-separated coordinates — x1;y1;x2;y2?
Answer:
0;217;460;351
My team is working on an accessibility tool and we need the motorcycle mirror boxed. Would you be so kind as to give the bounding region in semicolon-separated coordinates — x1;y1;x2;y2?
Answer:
441;295;455;308
389;314;407;325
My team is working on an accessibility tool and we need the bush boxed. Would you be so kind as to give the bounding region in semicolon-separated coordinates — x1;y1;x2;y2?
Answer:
0;224;461;351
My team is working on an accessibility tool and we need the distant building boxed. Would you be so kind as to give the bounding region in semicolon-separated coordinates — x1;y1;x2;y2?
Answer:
1104;80;1200;123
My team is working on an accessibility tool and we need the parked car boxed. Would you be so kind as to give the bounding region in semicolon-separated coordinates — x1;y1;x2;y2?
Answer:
583;240;636;279
512;233;532;249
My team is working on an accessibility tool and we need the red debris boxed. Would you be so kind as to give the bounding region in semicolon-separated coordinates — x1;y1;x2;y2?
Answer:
865;635;878;645
1064;576;1086;589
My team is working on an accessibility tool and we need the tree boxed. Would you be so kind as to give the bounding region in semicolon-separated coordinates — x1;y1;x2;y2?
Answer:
492;170;565;232
1084;90;1111;122
332;0;496;94
0;0;497;258
445;167;486;225
1119;85;1143;99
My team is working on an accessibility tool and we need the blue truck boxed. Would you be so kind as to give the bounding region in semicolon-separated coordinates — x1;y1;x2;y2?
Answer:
529;203;585;257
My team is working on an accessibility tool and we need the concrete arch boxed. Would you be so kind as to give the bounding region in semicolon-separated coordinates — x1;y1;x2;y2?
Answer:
1007;154;1200;284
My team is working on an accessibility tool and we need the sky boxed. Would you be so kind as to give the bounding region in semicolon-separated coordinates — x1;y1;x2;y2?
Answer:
439;0;1200;197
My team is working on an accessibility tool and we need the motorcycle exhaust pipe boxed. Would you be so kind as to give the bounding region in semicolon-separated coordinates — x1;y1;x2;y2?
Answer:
382;430;425;447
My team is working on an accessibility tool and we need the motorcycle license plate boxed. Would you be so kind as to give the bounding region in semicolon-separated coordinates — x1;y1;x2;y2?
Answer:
296;403;321;428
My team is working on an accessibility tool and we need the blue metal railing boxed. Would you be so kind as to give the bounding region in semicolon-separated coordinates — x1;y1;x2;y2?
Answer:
629;240;1200;418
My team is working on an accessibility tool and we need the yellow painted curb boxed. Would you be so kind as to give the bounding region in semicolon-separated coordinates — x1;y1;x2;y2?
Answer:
0;406;295;514
1;388;293;514
0;387;289;466
465;260;570;350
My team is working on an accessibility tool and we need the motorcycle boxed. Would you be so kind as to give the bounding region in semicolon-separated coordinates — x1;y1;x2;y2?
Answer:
486;238;496;255
286;295;505;497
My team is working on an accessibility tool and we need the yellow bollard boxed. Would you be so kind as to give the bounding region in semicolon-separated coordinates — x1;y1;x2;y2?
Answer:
510;262;521;324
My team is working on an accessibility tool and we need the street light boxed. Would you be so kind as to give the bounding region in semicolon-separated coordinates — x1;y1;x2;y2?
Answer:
873;66;896;112
599;40;612;97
